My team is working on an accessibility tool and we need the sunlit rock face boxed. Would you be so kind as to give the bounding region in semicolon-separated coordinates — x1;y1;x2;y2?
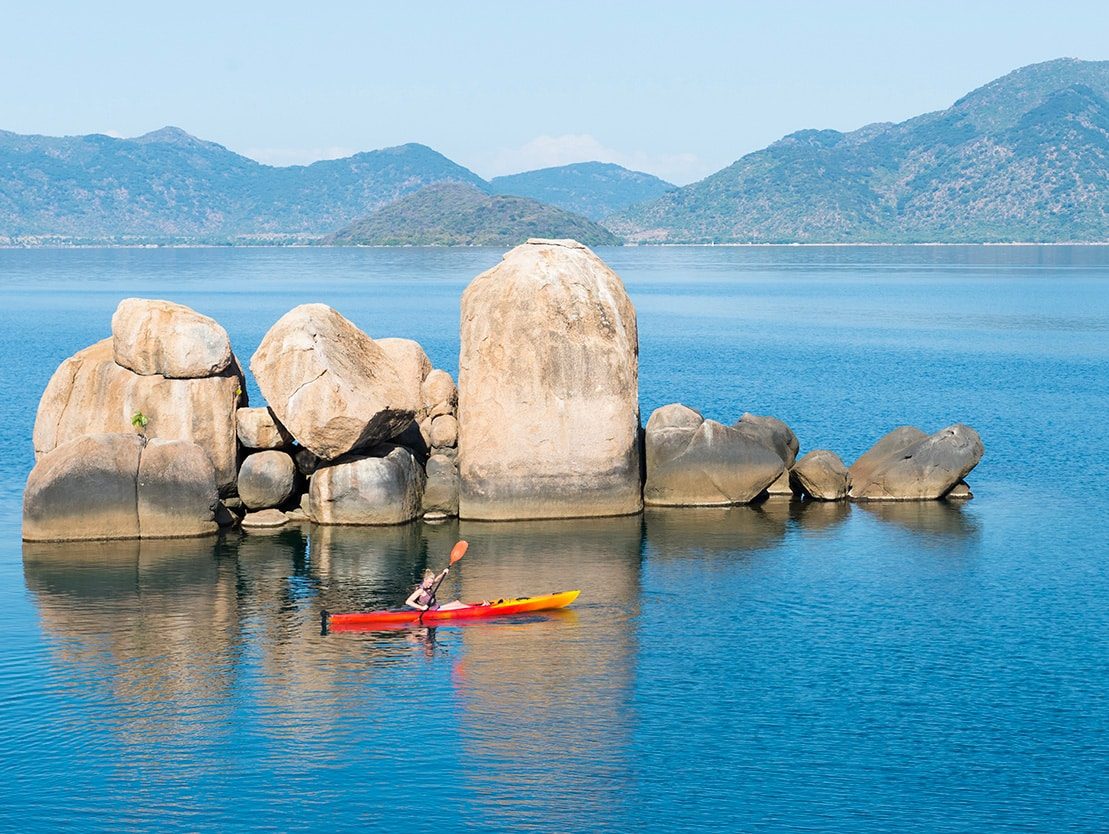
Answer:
250;304;417;461
23;433;219;541
849;424;984;500
457;239;642;521
33;338;245;493
643;404;785;506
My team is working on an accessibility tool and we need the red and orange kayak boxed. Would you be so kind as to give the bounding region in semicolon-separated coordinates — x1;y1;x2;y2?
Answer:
323;590;580;629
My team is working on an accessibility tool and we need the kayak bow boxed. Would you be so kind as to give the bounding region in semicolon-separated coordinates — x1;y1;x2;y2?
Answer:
324;590;580;629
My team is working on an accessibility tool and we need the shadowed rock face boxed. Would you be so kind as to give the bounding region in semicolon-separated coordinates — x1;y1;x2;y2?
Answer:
111;298;232;379
309;446;426;525
237;450;297;510
850;424;984;501
790;450;849;501
250;304;417;461
422;454;459;519
644;404;785;506
733;413;800;468
23;433;218;541
33;339;246;492
458;239;642;520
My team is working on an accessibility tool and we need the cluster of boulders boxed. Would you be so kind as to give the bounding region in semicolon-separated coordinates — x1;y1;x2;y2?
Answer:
22;238;984;543
643;404;981;507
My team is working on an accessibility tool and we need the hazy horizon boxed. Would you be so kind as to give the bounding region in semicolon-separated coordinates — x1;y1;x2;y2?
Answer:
3;1;1108;184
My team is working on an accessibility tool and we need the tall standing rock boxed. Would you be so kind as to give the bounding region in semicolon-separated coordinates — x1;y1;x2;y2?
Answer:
33;339;245;492
458;239;642;520
250;304;417;460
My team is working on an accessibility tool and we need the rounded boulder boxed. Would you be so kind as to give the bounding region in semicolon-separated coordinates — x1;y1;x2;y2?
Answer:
111;298;232;379
237;450;297;510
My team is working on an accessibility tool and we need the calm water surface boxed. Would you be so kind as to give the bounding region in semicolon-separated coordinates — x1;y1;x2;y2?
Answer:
0;246;1107;831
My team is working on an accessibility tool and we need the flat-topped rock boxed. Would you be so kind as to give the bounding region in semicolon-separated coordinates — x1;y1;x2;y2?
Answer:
458;239;641;520
250;304;418;460
242;509;288;528
112;298;232;379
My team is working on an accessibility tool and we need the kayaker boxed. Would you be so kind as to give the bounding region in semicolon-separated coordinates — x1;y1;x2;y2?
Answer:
405;567;467;612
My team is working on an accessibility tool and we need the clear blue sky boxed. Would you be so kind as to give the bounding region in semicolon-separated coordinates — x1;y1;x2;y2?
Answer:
3;1;1106;184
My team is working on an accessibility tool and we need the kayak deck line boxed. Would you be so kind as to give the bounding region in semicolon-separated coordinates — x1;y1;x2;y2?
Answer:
323;589;580;630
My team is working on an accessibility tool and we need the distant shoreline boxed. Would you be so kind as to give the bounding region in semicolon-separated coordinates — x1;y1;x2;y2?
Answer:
2;241;1109;250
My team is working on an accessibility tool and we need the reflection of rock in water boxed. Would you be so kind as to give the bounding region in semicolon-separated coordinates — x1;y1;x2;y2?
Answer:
451;515;642;830
858;499;979;540
761;498;851;534
23;537;238;734
645;505;788;557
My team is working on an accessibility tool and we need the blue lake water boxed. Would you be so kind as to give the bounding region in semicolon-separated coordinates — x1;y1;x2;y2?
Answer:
0;245;1107;831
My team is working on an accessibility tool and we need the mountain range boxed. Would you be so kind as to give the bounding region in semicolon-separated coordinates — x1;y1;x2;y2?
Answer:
611;58;1109;243
1;58;1107;245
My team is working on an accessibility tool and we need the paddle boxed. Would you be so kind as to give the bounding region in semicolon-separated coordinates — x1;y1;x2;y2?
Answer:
419;540;468;622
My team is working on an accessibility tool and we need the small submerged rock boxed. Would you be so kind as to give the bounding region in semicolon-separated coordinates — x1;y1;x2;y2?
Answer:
242;509;289;528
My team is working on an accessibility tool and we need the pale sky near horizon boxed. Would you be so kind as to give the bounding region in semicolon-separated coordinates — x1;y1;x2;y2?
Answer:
2;1;1107;184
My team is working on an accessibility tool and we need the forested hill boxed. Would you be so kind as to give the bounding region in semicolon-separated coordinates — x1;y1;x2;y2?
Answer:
608;59;1109;243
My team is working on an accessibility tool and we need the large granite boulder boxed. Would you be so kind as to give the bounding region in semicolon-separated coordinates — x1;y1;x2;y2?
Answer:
236;407;293;450
237;450;297;510
848;426;927;487
33;339;246;492
137;438;221;537
422;454;460;519
850;424;984;500
790;450;849;500
458;239;642;520
309;446;425;525
644;404;785;506
111;298;232;378
250;304;417;461
23;433;218;541
733;413;800;467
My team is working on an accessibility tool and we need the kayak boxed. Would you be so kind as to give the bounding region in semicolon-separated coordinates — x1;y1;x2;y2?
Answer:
324;590;580;628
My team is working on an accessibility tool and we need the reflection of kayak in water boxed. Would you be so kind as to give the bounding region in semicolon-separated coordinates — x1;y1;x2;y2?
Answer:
323;590;580;629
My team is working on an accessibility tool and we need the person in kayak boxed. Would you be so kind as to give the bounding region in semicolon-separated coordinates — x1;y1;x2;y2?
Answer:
405;567;468;612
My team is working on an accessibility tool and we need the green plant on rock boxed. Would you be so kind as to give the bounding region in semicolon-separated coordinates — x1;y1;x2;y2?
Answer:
131;411;149;434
